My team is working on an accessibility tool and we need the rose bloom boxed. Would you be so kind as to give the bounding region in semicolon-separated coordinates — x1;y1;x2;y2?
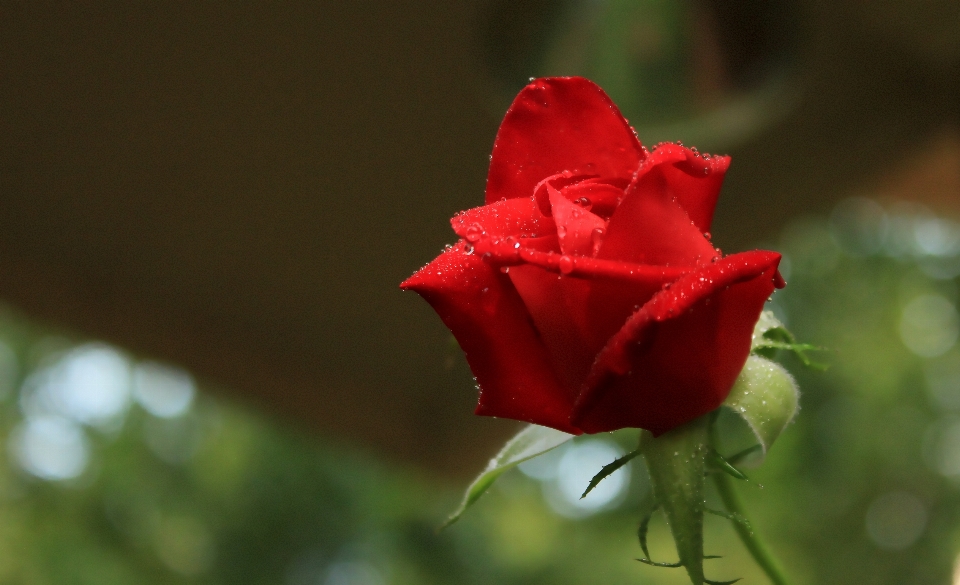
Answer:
402;77;783;436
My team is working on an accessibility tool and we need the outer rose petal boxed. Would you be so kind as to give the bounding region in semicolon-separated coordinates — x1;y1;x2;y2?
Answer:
508;265;597;392
400;241;580;434
571;251;782;435
486;77;644;205
653;143;731;232
598;145;719;267
451;197;555;240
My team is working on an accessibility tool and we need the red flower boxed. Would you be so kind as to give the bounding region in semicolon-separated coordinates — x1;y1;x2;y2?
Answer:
401;77;783;436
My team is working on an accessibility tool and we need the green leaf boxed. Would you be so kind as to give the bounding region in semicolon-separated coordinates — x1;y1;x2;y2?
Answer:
440;424;574;530
642;415;710;585
581;447;641;499
723;355;799;457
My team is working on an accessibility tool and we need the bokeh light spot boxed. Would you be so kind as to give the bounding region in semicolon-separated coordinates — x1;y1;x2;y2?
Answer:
20;344;131;428
900;294;959;358
829;197;889;256
865;491;927;550
544;439;629;518
132;361;195;418
925;352;960;410
9;415;90;480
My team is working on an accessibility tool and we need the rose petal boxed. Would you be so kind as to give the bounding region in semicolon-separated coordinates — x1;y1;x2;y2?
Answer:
571;250;782;435
507;257;681;394
400;241;580;434
598;145;719;267
656;144;730;232
548;184;607;257
559;179;626;219
451;196;556;240
581;277;666;357
486;77;645;205
509;265;597;392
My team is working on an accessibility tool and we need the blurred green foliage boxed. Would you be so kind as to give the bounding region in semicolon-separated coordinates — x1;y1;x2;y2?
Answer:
2;198;960;584
481;0;799;149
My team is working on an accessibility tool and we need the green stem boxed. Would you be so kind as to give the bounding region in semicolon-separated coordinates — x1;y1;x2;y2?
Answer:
711;471;791;585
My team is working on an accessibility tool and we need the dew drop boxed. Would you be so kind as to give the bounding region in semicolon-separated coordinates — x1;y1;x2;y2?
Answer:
464;224;484;243
576;196;591;207
591;227;605;253
558;255;575;274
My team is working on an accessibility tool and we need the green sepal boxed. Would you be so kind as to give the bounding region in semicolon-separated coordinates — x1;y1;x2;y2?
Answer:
726;444;762;466
636;493;660;561
706;448;748;481
751;310;827;370
637;557;683;568
581;447;642;499
705;508;752;533
723;355;799;458
440;424;573;530
641;415;710;585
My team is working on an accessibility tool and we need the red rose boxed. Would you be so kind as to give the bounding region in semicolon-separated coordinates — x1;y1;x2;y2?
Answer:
402;77;783;436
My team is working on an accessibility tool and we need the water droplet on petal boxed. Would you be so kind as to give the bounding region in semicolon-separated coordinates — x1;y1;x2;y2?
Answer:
558;256;575;274
464;224;483;243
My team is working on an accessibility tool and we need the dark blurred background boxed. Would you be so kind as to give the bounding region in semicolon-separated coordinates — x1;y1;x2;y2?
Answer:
1;1;957;472
0;1;959;582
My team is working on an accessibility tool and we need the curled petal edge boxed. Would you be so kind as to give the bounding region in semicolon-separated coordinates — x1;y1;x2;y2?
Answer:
571;250;784;434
